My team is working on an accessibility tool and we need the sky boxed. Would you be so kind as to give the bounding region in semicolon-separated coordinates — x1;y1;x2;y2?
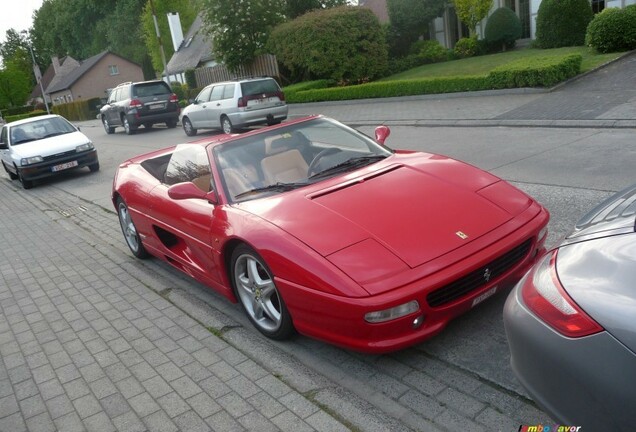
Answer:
0;0;44;45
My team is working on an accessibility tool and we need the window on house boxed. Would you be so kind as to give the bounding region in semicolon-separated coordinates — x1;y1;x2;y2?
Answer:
591;0;604;13
109;65;120;76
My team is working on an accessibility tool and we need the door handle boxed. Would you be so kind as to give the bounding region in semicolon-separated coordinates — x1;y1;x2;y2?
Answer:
216;103;221;106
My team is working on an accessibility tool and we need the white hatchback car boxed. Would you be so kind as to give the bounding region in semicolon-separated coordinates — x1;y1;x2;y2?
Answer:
0;114;99;189
180;77;288;136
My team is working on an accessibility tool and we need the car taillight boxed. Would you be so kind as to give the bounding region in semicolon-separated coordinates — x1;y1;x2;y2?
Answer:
130;99;142;109
169;93;178;103
521;250;603;338
277;91;285;102
237;97;246;108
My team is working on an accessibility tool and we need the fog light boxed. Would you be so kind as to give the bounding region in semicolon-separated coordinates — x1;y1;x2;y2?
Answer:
412;314;424;329
364;300;419;323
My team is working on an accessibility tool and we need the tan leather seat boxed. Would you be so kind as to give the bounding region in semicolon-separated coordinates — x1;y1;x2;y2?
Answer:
261;149;308;183
223;165;260;198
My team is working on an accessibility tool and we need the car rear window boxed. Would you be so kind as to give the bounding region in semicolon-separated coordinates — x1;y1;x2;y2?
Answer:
133;82;172;97
240;79;280;96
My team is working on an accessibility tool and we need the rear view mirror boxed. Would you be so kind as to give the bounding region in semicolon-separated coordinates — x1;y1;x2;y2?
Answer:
168;182;218;204
375;125;391;145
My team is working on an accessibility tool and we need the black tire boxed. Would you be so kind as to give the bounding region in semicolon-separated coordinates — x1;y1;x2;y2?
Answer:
144;123;153;129
123;116;136;135
18;170;33;189
221;116;235;134
267;119;282;126
166;119;177;128
183;117;197;137
3;161;18;180
230;244;295;340
102;116;115;134
89;162;100;172
116;197;149;259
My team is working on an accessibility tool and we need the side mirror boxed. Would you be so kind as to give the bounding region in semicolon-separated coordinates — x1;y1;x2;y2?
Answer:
168;182;218;204
375;126;391;145
190;98;196;105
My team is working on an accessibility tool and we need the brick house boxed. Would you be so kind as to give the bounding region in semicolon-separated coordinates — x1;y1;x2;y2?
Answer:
45;51;144;105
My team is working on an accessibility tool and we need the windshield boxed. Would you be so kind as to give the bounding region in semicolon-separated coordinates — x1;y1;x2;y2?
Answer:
214;117;392;202
10;117;76;145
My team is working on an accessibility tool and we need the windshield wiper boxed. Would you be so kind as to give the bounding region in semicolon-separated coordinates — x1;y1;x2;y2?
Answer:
42;131;69;139
12;138;36;145
309;155;388;180
234;181;308;199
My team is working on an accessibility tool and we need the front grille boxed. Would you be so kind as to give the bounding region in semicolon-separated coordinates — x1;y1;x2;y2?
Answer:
42;150;76;162
426;239;532;308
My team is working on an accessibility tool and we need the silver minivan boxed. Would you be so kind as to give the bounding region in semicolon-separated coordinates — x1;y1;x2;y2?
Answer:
180;77;288;136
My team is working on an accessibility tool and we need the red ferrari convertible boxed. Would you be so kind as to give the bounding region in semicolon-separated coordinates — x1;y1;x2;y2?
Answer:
113;115;549;353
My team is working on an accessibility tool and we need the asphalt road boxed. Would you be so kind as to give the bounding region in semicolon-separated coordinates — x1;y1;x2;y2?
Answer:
20;119;627;394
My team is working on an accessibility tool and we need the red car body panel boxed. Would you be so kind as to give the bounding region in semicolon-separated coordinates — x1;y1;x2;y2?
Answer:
112;116;549;353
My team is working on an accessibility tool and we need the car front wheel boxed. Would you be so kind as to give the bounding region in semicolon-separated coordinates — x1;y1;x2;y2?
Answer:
183;117;197;136
18;169;33;189
231;245;294;340
2;161;18;180
117;198;148;259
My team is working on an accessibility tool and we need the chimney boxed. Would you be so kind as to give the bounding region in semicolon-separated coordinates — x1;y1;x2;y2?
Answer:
167;12;184;52
52;56;61;74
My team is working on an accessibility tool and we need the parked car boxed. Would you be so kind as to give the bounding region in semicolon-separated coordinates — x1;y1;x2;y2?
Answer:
100;80;180;135
180;77;287;136
113;115;549;353
0;114;99;189
504;184;636;431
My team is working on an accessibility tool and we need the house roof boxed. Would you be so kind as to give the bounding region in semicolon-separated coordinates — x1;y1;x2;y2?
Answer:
45;51;111;94
44;56;80;95
165;14;214;75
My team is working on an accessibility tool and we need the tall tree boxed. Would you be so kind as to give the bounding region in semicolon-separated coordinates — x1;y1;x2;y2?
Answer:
452;0;493;36
141;0;199;75
386;0;445;57
0;61;32;108
201;0;286;71
0;30;36;87
285;0;347;18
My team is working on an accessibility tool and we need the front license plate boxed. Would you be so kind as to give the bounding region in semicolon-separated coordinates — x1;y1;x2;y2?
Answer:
51;160;78;172
471;286;497;307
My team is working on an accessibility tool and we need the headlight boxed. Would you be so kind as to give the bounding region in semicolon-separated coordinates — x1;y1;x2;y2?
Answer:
76;142;94;152
364;300;419;323
21;156;43;165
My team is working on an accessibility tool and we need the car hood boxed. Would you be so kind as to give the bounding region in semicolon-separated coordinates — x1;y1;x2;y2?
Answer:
564;182;636;244
10;131;90;158
240;157;526;270
557;233;636;354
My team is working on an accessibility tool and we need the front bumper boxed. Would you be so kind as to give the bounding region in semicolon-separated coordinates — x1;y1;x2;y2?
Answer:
18;150;98;181
503;283;636;431
280;208;549;353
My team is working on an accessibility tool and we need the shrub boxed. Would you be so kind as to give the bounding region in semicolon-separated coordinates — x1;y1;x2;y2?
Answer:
410;40;450;63
586;5;636;53
485;7;521;52
51;97;101;121
184;68;197;89
6;110;48;123
454;37;480;58
268;7;388;83
488;54;582;88
170;81;186;101
535;0;593;48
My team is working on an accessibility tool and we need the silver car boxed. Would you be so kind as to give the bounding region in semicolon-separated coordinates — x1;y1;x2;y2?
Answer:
180;77;288;136
504;183;636;431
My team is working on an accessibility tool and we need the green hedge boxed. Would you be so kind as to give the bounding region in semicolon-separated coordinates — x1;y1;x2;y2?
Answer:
52;97;101;121
5;110;49;123
586;5;636;53
488;54;582;88
286;53;582;103
286;76;490;103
